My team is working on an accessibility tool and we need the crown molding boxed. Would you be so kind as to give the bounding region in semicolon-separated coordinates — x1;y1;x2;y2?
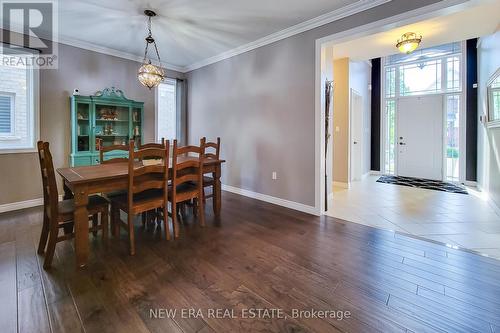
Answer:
57;35;186;73
184;0;391;72
1;0;390;73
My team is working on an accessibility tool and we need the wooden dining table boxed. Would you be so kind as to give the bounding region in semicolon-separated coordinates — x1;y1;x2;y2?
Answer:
57;156;225;268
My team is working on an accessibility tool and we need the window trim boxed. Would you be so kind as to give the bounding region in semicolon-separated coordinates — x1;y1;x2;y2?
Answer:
0;49;40;155
0;92;16;137
155;78;177;143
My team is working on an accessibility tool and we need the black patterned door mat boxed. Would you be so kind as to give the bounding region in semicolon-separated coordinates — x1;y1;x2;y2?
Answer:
376;176;468;194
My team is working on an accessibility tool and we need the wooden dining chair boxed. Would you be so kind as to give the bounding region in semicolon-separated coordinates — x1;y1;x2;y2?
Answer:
139;138;165;150
110;140;170;255
36;141;109;269
138;138;166;227
98;138;129;164
169;138;205;238
201;137;221;204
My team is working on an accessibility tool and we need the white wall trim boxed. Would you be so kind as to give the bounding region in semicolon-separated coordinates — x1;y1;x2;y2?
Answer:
0;198;43;213
57;36;186;73
4;0;389;74
184;0;391;72
464;180;478;187
332;181;351;189
222;185;318;216
0;195;64;214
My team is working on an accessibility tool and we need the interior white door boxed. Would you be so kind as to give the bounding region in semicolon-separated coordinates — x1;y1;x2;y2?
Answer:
350;90;363;181
397;95;443;180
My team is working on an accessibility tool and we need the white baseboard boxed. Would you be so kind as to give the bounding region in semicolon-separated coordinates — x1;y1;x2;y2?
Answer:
464;180;478;188
0;195;63;214
332;181;350;189
222;184;319;216
0;198;43;213
370;170;381;175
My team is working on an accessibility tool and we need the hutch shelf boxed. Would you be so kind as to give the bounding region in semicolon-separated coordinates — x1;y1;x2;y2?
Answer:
70;87;144;166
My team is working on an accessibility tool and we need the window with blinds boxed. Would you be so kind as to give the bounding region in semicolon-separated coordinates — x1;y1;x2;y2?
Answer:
0;44;39;153
0;94;13;134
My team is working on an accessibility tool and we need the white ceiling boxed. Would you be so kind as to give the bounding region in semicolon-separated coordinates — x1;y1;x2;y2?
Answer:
331;1;500;61
51;0;361;70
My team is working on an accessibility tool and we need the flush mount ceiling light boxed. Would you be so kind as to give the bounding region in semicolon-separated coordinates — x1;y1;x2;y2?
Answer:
396;32;422;54
138;10;165;89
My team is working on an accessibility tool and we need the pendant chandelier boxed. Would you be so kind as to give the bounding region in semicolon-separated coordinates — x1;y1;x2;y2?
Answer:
138;10;165;89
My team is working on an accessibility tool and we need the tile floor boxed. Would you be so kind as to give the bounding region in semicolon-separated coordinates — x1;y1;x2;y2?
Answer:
326;175;500;260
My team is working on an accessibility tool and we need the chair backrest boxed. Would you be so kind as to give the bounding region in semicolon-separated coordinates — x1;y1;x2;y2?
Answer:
202;137;221;160
37;141;59;220
127;140;170;206
171;138;205;191
139;138;165;150
98;138;129;164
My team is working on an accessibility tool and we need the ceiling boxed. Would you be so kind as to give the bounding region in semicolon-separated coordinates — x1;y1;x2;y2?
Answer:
50;0;361;70
331;1;500;61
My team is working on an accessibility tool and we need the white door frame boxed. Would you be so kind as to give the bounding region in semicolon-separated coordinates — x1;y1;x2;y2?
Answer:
379;41;467;182
349;89;363;182
314;0;473;215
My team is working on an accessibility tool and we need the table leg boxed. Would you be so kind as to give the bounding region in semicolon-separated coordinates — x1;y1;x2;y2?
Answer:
73;184;89;268
213;164;222;216
62;181;74;235
63;181;74;200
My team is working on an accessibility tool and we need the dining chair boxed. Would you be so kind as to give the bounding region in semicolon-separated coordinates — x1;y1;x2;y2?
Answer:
138;138;166;227
98;138;129;164
139;138;165;150
36;141;109;269
201;137;221;204
169;138;205;238
110;140;170;255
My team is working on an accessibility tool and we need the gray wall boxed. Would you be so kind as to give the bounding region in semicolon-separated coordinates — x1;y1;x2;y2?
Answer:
0;40;183;205
477;31;500;208
186;0;442;207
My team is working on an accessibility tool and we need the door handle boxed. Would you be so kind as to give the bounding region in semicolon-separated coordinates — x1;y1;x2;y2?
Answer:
353;141;358;144
399;142;406;145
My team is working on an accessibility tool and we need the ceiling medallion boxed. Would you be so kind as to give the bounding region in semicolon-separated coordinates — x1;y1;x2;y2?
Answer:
137;10;165;89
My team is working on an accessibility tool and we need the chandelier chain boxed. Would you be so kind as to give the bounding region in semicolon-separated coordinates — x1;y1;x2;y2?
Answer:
142;15;162;65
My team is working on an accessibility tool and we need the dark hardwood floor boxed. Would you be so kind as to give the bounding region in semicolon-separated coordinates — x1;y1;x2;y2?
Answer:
1;191;500;333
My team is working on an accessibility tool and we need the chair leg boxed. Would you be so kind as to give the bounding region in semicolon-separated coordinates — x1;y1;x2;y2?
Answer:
202;188;206;204
192;200;198;217
101;209;109;243
37;212;50;254
172;201;179;239
198;194;205;227
163;206;170;241
43;226;59;269
127;213;135;256
112;206;120;237
141;212;147;228
91;214;98;237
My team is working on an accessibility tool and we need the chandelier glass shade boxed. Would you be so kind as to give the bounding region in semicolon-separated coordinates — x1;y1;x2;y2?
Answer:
396;32;422;54
138;10;165;89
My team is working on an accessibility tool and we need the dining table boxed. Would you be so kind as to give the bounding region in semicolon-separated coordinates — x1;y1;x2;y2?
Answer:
57;156;225;268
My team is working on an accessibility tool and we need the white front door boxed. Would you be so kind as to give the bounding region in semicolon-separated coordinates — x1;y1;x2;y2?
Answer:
350;90;363;181
397;95;443;180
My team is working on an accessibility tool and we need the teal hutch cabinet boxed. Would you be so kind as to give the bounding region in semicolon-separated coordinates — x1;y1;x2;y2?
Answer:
70;87;144;166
